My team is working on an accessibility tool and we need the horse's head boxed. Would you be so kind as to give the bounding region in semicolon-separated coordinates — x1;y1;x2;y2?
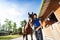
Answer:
28;12;34;24
28;12;34;19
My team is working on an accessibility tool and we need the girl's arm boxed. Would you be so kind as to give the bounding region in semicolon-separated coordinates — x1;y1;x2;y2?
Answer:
36;20;43;31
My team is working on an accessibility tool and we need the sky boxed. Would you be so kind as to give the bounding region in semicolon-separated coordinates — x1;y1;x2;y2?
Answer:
0;0;42;28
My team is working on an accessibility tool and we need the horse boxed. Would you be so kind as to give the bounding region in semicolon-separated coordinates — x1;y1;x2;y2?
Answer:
43;19;56;28
22;12;34;40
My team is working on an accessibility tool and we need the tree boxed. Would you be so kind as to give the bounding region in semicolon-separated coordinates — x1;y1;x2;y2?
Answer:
5;19;12;34
0;23;2;30
8;21;12;31
1;24;5;31
19;20;27;34
18;27;22;34
5;19;9;31
13;22;17;33
20;20;27;27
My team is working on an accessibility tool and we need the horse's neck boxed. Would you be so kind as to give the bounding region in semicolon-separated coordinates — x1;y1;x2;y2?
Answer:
25;22;30;28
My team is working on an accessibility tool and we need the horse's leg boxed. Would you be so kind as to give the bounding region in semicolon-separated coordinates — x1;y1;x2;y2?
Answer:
31;33;33;40
23;35;24;40
23;34;25;40
26;34;28;40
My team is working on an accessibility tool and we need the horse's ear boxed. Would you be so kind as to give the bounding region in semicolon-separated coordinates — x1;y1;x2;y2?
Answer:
32;12;33;14
28;12;30;15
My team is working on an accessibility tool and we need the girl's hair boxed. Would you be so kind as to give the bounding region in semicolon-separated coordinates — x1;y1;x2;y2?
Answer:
33;13;37;16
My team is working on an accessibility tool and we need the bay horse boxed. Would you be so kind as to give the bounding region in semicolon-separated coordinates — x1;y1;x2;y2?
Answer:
43;13;58;28
22;12;34;40
44;20;56;28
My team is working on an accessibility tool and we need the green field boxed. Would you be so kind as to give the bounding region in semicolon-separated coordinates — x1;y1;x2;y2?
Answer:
0;35;21;40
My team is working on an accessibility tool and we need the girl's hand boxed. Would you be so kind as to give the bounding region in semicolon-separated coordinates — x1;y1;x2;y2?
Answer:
36;28;39;31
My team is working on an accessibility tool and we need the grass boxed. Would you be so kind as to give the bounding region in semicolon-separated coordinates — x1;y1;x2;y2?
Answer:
0;34;21;40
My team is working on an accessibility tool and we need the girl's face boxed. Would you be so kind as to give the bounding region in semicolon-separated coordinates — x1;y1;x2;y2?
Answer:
34;15;37;19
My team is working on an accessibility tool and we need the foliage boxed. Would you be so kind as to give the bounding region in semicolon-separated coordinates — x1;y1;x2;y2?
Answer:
17;27;22;35
20;20;27;27
13;22;17;33
0;18;27;35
